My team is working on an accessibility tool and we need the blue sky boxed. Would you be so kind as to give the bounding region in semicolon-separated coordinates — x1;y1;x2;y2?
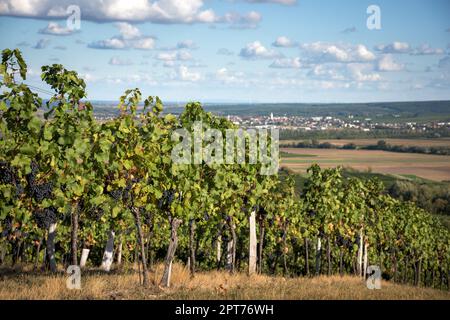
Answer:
0;0;449;103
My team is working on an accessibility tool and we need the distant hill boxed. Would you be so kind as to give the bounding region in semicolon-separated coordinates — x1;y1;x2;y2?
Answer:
83;100;450;123
201;100;450;122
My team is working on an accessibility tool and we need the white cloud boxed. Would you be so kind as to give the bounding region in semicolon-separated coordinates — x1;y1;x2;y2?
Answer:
300;42;375;63
89;38;127;49
115;22;141;40
354;44;376;61
173;65;201;81
272;36;296;48
104;73;157;85
133;37;156;50
215;67;244;84
270;57;301;69
195;9;217;23
347;63;381;81
223;11;261;29
376;54;404;71
307;63;380;82
39;22;76;35
0;0;258;26
318;81;350;90
80;73;96;82
308;64;345;81
109;56;133;65
176;40;197;49
240;41;281;59
374;42;410;54
411;44;444;56
88;22;155;50
156;50;192;61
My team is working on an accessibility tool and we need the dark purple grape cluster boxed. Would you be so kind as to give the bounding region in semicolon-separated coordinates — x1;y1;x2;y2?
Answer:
14;182;24;198
30;181;53;202
34;207;58;229
122;182;132;201
88;207;104;221
258;207;267;219
108;188;123;201
336;233;350;247
0;161;16;185
26;161;39;186
0;162;24;199
308;210;317;218
158;189;175;210
5;221;12;232
25;162;54;202
1;217;13;237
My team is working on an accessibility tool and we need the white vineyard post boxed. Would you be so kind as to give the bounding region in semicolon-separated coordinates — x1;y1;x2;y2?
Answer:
216;235;222;264
80;248;90;268
47;223;58;272
226;239;234;270
117;241;123;266
363;241;369;280
358;229;364;277
248;210;257;275
315;237;322;275
101;230;115;272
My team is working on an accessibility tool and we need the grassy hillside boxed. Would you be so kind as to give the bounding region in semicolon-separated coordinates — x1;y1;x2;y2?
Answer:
1;264;449;300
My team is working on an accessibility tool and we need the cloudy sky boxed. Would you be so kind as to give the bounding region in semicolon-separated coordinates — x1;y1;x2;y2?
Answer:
0;0;449;102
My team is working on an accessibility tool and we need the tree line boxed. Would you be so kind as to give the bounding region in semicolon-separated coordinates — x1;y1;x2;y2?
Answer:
281;139;450;156
280;128;450;141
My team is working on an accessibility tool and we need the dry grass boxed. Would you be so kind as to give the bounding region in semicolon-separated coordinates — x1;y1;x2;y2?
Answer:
1;263;449;300
281;148;450;181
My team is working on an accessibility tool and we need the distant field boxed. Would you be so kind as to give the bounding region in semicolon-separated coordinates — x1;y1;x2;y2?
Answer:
281;138;450;147
281;148;450;181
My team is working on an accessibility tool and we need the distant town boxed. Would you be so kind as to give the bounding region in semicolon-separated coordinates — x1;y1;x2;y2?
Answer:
86;100;450;135
226;113;450;132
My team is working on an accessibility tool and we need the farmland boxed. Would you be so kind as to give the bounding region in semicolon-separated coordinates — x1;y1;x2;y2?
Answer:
281;148;450;181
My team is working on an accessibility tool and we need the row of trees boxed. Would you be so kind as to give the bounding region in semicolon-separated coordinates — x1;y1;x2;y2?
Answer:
1;49;449;290
280;139;450;156
279;128;450;141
